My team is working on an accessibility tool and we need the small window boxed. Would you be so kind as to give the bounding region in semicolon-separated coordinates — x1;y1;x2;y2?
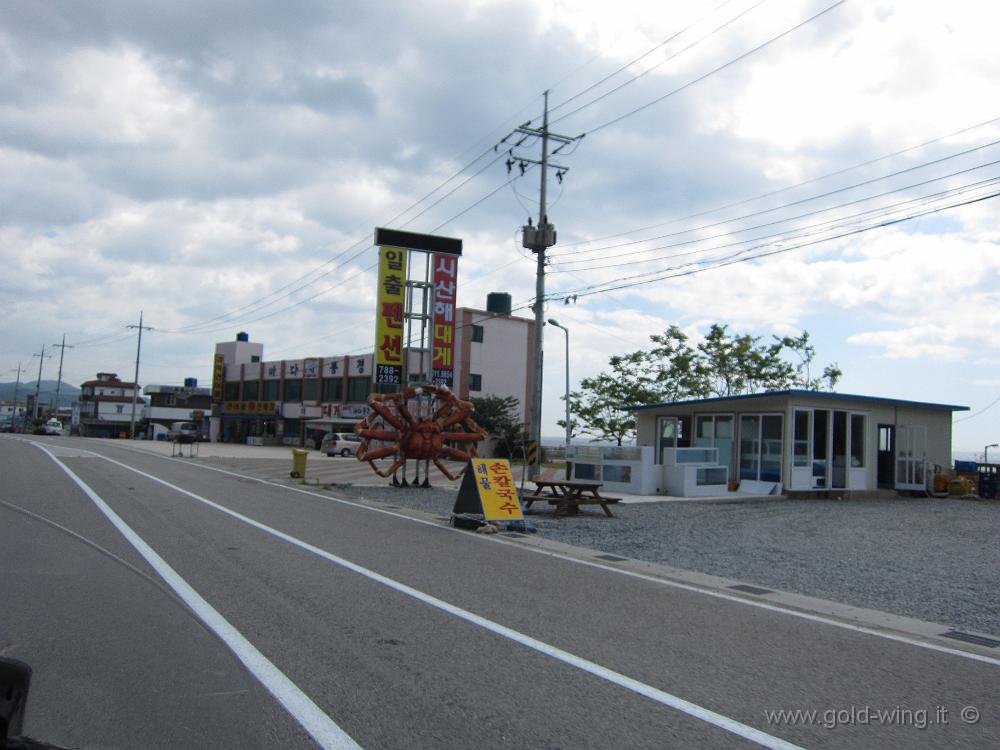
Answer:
850;414;866;467
251;355;261;363
347;377;371;402
263;380;280;400
469;373;482;392
116;405;124;414
302;380;318;402
322;378;343;402
283;380;302;402
471;325;484;343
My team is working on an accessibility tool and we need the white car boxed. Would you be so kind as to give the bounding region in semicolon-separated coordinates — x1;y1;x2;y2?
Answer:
320;432;361;457
41;418;63;435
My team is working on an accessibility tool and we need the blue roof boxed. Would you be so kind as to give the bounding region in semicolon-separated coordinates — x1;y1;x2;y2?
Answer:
622;389;969;412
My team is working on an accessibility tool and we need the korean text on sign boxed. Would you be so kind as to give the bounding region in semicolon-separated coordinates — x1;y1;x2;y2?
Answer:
432;253;458;387
374;246;408;385
472;459;523;520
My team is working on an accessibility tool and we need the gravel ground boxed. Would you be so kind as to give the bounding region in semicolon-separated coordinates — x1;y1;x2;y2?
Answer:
324;481;1000;636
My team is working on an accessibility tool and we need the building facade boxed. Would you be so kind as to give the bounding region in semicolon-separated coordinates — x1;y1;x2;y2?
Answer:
78;373;145;438
210;307;534;446
143;379;212;439
567;390;967;498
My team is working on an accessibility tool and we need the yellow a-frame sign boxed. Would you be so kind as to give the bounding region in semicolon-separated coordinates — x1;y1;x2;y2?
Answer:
452;458;524;521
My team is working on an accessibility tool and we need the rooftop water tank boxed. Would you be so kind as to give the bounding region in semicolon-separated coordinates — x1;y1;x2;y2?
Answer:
183;378;198;388
236;332;249;342
486;292;512;316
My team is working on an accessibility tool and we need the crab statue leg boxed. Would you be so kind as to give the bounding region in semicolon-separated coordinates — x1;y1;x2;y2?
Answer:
368;400;406;431
369;456;406;478
433;458;464;481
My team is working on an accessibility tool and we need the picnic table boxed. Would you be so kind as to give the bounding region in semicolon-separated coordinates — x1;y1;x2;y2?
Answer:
521;479;622;517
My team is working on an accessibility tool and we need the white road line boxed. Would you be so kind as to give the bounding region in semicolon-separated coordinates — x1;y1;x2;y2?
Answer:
87;451;804;750
154;451;1000;669
36;444;363;750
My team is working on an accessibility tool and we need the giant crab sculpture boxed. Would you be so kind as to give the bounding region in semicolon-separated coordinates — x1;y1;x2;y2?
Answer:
354;384;487;486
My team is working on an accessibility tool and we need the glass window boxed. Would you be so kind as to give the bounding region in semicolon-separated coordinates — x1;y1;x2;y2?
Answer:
302;380;317;402
813;409;828;484
471;325;484;343
602;465;631;483
347;377;371;402
224;382;240;401
850;414;865;467
793;410;810;467
761;415;783;483
832;410;848;489
263;380;279;400
657;417;680;464
243;381;259;401
739;416;760;480
469;373;482;392
322;378;343;402
283;379;302;402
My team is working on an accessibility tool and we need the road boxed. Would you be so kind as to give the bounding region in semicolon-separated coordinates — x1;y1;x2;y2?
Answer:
1;435;997;749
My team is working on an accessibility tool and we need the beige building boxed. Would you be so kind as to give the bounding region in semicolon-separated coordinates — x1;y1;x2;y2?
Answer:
567;390;967;498
210;305;534;445
624;390;967;496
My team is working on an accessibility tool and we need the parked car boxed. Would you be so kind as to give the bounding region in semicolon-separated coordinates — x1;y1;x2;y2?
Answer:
320;432;361;457
38;418;63;436
167;421;200;443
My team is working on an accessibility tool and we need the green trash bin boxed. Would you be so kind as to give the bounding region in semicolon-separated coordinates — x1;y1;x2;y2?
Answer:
290;448;308;478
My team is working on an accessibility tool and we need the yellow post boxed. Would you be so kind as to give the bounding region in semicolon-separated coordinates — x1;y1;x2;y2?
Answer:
291;448;308;479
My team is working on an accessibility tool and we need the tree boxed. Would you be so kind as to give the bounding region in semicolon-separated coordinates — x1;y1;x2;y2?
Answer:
567;369;641;446
470;394;523;457
566;323;841;444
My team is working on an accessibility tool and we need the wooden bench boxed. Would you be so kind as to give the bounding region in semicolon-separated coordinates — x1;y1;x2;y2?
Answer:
521;479;621;517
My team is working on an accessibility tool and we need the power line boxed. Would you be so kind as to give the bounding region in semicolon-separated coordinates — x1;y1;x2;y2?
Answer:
549;137;1000;261
555;0;848;135
546;188;1000;300
549;169;1000;273
548;0;744;115
954;395;1000;423
550;0;770;124
555;114;1000;251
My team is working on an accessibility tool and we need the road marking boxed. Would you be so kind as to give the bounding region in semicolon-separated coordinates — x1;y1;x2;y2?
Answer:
36;444;363;750
151;452;1000;669
87;451;804;750
41;438;1000;667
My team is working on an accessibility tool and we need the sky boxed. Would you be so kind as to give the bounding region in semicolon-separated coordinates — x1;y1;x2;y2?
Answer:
1;0;998;455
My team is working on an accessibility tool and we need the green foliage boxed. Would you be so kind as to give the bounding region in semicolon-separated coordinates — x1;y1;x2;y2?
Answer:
470;394;524;457
567;323;841;444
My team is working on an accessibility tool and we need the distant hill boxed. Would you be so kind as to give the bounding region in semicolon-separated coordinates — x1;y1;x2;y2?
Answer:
0;380;80;407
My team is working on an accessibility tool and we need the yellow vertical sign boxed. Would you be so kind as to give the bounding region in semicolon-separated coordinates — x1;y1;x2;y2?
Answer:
374;246;407;385
471;459;524;520
212;354;225;403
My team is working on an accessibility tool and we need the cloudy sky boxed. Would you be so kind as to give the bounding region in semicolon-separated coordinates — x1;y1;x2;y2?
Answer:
2;0;998;454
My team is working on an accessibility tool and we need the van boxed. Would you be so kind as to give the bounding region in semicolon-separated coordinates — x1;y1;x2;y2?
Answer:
168;422;199;443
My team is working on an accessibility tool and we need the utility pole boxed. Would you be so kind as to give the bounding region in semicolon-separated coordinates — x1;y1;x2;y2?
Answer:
32;346;51;421
10;363;22;428
506;91;582;477
52;334;74;413
127;311;154;440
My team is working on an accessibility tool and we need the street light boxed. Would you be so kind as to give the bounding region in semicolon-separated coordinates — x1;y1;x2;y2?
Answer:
547;318;570;448
986;443;999;464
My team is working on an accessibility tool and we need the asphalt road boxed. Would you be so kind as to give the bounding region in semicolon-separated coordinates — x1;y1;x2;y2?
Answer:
1;435;997;749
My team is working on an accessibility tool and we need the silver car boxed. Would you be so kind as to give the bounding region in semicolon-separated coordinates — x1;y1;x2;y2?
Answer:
320;432;361;457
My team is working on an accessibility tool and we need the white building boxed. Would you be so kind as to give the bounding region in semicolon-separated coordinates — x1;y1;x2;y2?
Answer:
78;373;145;438
143;379;212;439
567;390;968;498
210;304;535;446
